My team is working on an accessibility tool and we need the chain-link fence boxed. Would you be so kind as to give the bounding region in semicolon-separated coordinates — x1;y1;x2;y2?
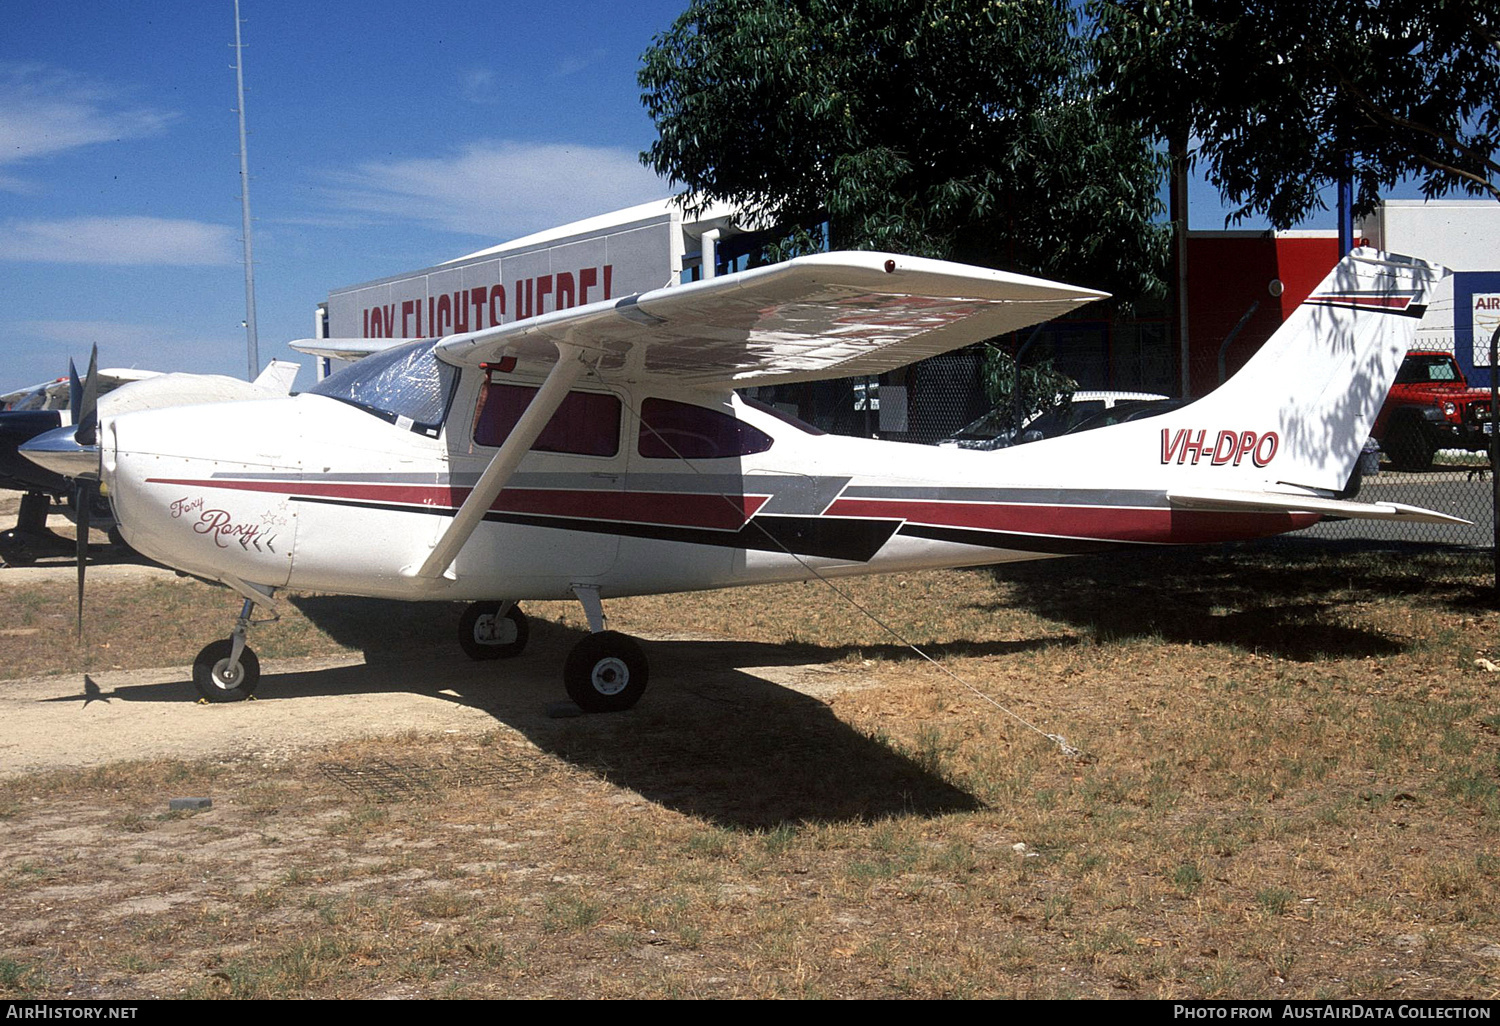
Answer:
1198;332;1496;560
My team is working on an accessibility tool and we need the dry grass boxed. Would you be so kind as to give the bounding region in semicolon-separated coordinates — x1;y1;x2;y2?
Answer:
1;540;1498;998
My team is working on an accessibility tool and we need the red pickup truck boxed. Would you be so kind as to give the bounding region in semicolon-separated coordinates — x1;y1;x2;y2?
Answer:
1374;351;1494;470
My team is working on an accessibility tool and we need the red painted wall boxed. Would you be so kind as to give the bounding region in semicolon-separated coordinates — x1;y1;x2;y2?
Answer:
1185;234;1344;396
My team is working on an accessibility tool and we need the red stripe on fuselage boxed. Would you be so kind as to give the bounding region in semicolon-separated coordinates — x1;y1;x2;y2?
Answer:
825;497;1319;544
146;478;766;531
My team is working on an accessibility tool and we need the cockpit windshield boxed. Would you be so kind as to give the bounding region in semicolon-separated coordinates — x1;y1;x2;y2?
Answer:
306;339;458;437
7;386;49;412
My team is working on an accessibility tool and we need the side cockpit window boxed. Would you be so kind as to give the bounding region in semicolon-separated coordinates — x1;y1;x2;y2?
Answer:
307;339;457;437
638;397;774;459
473;375;621;457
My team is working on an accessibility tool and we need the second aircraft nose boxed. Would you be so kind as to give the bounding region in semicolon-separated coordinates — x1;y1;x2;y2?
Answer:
18;423;99;480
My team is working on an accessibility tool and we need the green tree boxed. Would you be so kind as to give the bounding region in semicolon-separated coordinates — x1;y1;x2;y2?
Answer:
1092;0;1500;227
980;345;1078;434
639;0;1171;300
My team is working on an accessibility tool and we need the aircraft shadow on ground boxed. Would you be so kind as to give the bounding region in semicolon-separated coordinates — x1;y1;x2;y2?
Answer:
286;595;1074;668
988;537;1488;660
534;644;989;829
326;619;989;829
62;597;986;828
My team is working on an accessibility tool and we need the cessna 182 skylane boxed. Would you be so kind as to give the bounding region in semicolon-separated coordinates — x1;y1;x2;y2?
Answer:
21;248;1465;709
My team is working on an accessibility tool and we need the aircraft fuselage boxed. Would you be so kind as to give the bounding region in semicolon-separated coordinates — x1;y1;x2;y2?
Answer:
104;363;1313;605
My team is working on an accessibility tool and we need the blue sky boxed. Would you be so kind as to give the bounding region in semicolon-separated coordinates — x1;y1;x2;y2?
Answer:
1;0;684;388
1;0;1361;392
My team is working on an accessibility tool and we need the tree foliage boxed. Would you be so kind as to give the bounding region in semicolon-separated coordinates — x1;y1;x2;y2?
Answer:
639;0;1171;299
979;347;1077;418
1092;0;1500;228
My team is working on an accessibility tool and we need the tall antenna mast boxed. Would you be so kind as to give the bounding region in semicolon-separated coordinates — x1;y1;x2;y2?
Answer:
232;0;259;378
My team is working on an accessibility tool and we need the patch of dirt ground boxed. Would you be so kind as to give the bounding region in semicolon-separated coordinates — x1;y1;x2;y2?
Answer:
0;640;881;777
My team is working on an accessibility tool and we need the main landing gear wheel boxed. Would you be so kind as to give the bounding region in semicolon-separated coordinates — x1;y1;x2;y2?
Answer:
192;638;261;703
564;631;648;713
459;602;530;660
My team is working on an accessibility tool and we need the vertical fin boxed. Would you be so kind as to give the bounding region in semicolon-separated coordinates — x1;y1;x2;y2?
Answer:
1170;248;1448;492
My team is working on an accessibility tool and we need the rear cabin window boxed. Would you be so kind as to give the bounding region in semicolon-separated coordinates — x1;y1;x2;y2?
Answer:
473;378;621;457
638;397;774;459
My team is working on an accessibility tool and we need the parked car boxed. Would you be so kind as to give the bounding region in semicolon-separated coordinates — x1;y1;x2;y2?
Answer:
1061;397;1190;434
938;390;1169;450
1373;350;1494;470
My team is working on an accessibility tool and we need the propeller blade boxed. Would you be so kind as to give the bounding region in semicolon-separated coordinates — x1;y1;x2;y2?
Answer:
74;481;92;636
67;358;82;417
75;345;99;447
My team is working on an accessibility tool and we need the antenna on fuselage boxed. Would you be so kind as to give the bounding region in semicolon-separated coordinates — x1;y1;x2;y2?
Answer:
231;0;260;379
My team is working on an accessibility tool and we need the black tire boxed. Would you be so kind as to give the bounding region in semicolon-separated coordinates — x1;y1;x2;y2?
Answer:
1386;420;1434;471
1336;463;1363;500
564;631;648;712
459;602;529;660
192;639;260;702
0;533;36;567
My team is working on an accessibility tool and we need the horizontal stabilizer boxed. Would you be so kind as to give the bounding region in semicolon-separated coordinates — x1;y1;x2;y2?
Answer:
253;359;301;394
1168;487;1471;526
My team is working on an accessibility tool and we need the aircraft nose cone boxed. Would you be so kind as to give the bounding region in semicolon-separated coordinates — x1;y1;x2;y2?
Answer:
19;424;100;479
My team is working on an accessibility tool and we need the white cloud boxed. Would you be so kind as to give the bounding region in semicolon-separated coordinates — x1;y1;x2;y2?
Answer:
322;140;668;238
0;63;175;189
0;216;238;265
460;68;499;104
550;48;609;80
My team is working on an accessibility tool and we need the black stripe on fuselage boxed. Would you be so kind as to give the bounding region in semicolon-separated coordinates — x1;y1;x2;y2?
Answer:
291;494;901;562
490;511;902;561
897;524;1127;554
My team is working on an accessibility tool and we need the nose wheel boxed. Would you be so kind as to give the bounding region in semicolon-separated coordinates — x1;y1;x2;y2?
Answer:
191;593;271;702
193;638;261;702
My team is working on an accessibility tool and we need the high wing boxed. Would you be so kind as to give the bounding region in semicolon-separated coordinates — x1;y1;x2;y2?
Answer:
290;338;412;362
2;368;160;410
0;379;59;407
98;360;304;419
294;252;1108;387
441;251;1107;384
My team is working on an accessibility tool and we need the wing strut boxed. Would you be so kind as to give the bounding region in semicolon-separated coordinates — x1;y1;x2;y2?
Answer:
406;343;587;580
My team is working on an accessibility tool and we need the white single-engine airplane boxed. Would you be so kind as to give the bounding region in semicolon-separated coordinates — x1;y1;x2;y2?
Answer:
22;247;1465;709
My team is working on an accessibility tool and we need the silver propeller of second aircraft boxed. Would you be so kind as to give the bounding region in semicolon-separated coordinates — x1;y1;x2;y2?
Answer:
18;346;103;633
